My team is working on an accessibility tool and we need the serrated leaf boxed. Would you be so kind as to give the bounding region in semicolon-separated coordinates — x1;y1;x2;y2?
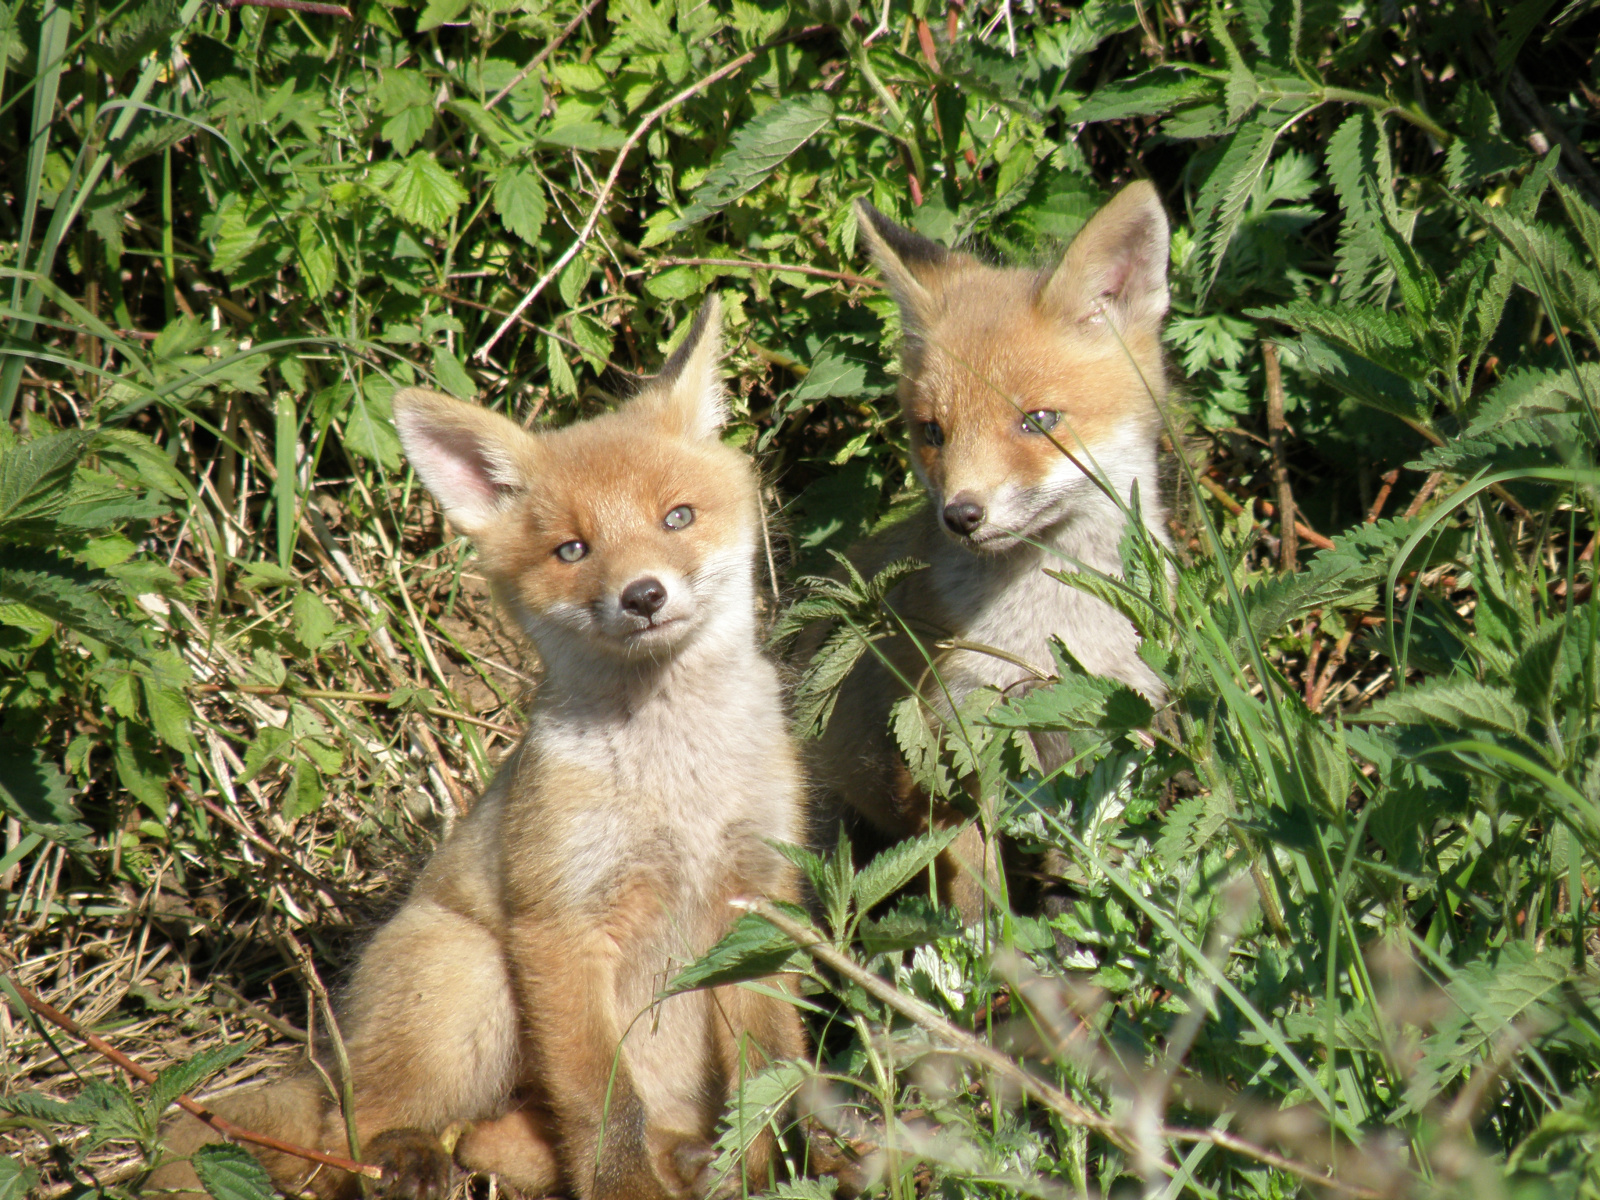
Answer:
0;547;149;661
993;670;1153;735
431;346;477;401
385;153;469;232
415;0;469;31
707;1061;808;1186
192;1142;277;1200
671;94;834;231
858;895;961;955
1068;65;1217;124
0;735;87;849
851;825;963;915
0;428;93;530
1362;679;1527;737
667;908;807;993
492;165;547;244
1403;942;1572;1116
148;1041;255;1118
546;335;579;397
1191;115;1290;301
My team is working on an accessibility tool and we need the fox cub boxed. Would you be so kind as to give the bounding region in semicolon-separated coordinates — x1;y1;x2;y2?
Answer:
155;298;806;1200
813;182;1174;919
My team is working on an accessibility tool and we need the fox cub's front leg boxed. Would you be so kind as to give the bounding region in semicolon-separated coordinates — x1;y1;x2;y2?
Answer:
512;918;695;1200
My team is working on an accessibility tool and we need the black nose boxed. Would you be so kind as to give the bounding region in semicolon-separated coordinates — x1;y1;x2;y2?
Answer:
942;498;985;537
620;577;667;617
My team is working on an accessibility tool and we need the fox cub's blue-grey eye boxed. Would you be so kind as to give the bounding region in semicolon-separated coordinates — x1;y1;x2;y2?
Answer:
664;505;695;530
555;540;588;563
1024;410;1061;434
921;421;945;448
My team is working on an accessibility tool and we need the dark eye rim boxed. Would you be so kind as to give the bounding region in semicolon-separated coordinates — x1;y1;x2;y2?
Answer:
920;420;945;448
1022;409;1061;434
663;504;696;531
554;539;588;562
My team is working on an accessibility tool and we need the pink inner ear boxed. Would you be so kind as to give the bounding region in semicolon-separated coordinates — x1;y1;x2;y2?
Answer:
406;424;505;516
1099;256;1132;303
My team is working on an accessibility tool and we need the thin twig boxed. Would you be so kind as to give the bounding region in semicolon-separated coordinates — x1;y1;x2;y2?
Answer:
0;969;381;1180
740;899;1132;1150
1262;343;1298;572
1402;470;1443;519
762;907;1385;1195
191;682;520;737
484;0;605;110
1197;474;1335;551
476;27;825;361
1365;468;1400;522
743;901;1384;1198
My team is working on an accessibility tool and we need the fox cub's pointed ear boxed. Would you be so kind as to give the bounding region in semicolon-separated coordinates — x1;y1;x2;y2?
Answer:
393;388;536;537
854;199;948;340
1038;180;1170;331
640;295;726;441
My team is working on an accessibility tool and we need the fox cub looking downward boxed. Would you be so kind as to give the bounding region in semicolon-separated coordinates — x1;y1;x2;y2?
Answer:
155;298;806;1200
812;182;1174;920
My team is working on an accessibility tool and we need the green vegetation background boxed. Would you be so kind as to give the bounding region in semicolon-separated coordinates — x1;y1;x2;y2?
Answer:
1;0;1599;1195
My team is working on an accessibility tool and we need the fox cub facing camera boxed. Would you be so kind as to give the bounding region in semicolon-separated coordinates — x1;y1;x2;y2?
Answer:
812;182;1175;920
154;298;806;1200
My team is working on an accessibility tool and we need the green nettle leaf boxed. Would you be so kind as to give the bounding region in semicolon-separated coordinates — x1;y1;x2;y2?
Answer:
147;1042;255;1118
1403;942;1573;1115
431;346;478;401
708;1061;808;1185
790;341;870;404
667;908;806;992
546;336;579;397
344;387;404;471
0;736;91;849
0;547;150;661
385;153;469;232
1362;678;1527;738
0;428;93;530
1191;115;1288;299
1325;109;1398;302
1068;65;1216;124
383;105;435;155
415;0;470;32
852;826;962;915
671;93;835;231
295;218;336;300
492;165;547;245
284;762;325;820
192;1143;278;1200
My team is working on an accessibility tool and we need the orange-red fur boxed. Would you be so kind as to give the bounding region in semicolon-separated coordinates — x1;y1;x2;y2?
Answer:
153;298;806;1200
811;183;1175;919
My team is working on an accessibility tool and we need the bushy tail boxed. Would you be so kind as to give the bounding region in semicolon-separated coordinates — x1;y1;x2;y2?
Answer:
146;1072;353;1199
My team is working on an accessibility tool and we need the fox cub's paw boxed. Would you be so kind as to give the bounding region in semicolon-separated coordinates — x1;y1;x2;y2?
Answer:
365;1127;455;1200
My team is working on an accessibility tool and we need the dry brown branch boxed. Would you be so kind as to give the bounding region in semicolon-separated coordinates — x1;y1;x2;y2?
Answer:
746;901;1387;1199
1366;468;1401;523
190;682;520;737
1263;343;1298;572
0;967;382;1180
1197;474;1335;551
